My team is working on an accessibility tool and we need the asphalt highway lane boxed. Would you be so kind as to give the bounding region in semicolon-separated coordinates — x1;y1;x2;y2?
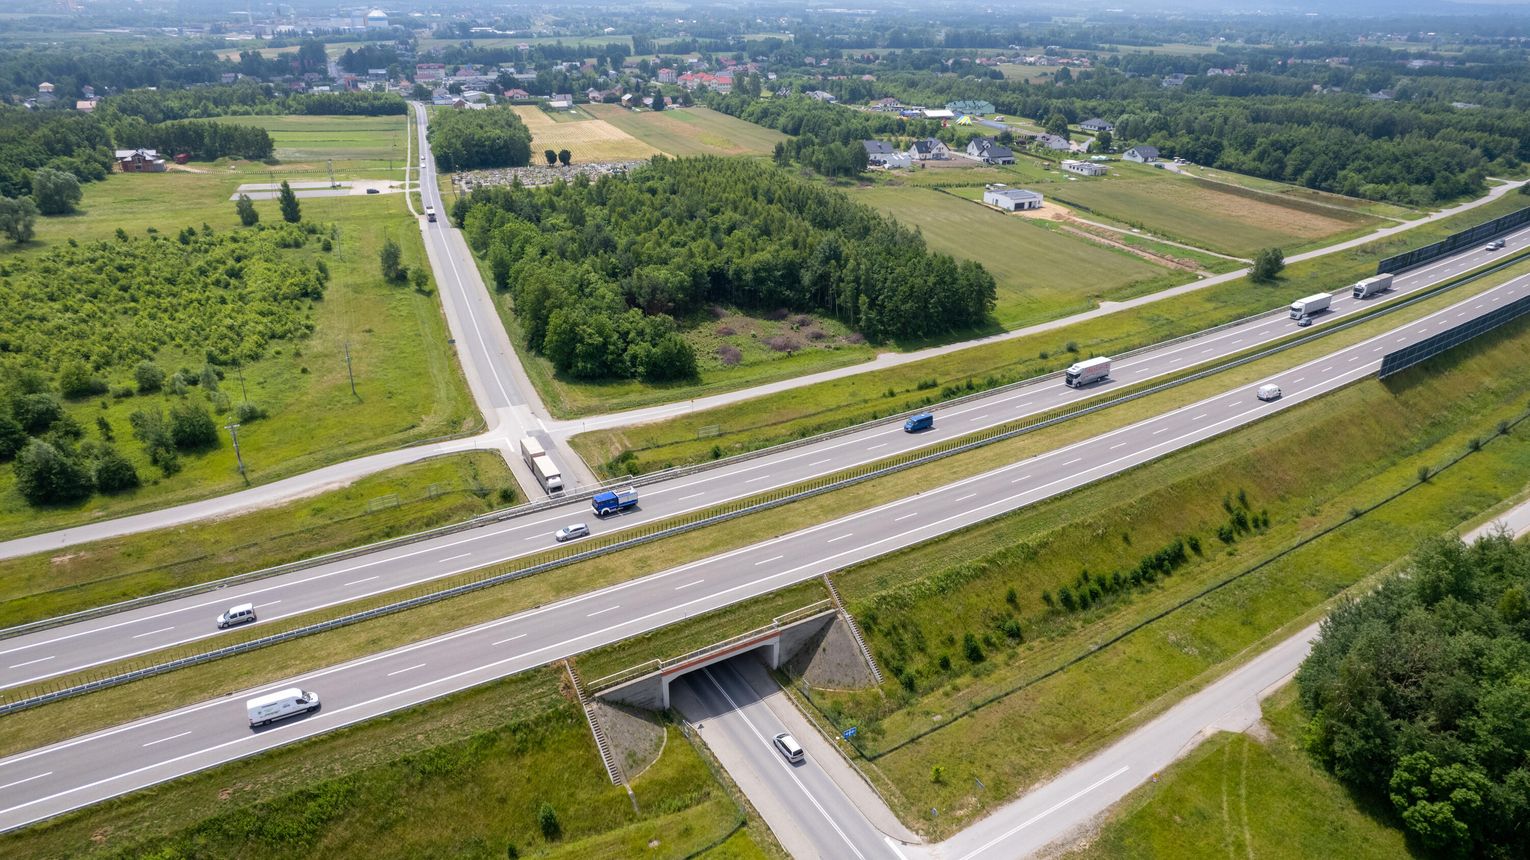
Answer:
4;271;1529;831
3;229;1524;693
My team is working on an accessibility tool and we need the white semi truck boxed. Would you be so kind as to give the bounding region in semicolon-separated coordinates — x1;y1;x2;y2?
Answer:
1352;274;1394;299
1065;356;1112;388
1290;293;1332;320
520;437;564;493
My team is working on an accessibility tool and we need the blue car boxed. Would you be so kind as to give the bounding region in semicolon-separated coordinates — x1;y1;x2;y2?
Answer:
904;412;934;433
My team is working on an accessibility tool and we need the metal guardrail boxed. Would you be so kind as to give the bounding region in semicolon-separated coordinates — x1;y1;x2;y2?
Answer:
5;251;1525;716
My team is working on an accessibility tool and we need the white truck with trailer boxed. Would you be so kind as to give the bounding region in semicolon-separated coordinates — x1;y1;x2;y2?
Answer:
247;688;320;727
1352;274;1394;299
1064;356;1111;389
1290;293;1332;320
521;437;564;493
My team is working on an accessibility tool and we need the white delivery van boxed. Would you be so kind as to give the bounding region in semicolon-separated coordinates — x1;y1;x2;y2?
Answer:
247;688;320;727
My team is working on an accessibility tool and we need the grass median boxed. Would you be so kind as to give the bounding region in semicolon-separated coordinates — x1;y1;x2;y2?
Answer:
0;452;517;629
571;193;1530;476
5;260;1524;755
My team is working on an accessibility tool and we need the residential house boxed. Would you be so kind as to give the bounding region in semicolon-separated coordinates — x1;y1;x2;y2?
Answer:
75;99;96;113
657;68;677;84
1080;118;1114;133
871;97;901;111
415;63;446;82
908;138;951;161
946;99;995;115
863;140;897;163
1061;159;1107;176
983;184;1043;211
1161;73;1188;88
1122;145;1160;163
114;148;166;173
504;88;531;100
548;93;573;109
806;90;837;102
966;137;1015;165
1032;133;1071;151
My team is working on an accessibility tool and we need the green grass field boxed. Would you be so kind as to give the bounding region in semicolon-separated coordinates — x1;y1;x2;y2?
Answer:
0;452;514;628
1063;686;1415;859
0;112;479;540
216;113;411;175
584;105;788;158
568;193;1530;475
800;310;1530;837
1045;162;1382;257
0;667;761;859
848;185;1190;329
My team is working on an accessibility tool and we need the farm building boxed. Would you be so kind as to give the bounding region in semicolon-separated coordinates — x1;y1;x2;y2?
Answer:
922;108;955;120
946;99;995;115
966;137;1015;164
1123;145;1161;163
983;184;1043;211
114;148;165;172
1061;159;1108;176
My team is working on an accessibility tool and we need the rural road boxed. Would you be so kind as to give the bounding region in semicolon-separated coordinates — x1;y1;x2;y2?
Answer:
4;269;1529;831
5;234;1525;688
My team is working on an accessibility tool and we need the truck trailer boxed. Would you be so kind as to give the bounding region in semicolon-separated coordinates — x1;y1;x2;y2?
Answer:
1352;274;1394;299
1064;356;1111;389
247;688;320;727
521;438;564;493
592;487;639;517
1290;293;1332;319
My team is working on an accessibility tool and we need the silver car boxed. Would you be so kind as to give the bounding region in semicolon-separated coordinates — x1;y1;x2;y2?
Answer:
554;523;590;542
773;732;805;763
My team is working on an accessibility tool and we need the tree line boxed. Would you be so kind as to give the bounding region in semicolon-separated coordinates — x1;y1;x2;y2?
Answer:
707;93;942;177
1297;534;1530;857
98;84;406;123
425;105;532;171
458;157;996;381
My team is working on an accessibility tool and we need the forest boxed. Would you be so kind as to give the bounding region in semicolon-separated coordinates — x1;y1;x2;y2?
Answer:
1297;534;1530;858
458;157;995;381
425;105;532;171
0;222;331;505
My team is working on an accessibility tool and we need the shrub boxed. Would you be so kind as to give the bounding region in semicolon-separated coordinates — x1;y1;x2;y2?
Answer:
234;401;267;423
168;402;219;450
765;335;800;352
962;632;985;663
13;439;93;504
135;362;166;394
716;345;742;366
536;802;560;841
57;361;107;399
92;445;140;493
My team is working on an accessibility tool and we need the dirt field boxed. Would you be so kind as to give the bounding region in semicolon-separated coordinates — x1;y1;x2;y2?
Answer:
510;106;661;162
584;104;787;157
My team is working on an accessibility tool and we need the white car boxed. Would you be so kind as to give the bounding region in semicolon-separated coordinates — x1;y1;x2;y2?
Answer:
1484;239;1506;251
1257;384;1282;402
773;732;805;763
554;523;590;542
216;602;257;629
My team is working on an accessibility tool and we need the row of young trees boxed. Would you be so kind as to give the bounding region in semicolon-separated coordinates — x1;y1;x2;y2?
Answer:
459;157;996;380
98;85;406;123
1297;534;1530;857
425;105;533;171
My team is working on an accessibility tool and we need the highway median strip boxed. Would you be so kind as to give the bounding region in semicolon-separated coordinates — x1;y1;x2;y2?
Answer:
5;253;1528;719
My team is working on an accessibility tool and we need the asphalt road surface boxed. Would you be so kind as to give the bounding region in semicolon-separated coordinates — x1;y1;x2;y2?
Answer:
4;270;1530;832
2;230;1524;692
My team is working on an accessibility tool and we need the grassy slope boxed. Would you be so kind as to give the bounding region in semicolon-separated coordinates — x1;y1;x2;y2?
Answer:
1064;686;1415;859
804;312;1530;837
569;193;1530;475
0;452;515;628
584;104;789;158
0;668;754;860
0;114;483;539
847;185;1186;329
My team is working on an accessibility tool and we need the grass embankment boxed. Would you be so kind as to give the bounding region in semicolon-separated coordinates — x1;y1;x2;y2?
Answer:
799;311;1530;837
575;580;831;685
0;113;483;540
0;668;768;860
570;193;1530;476
8;258;1518;750
1063;686;1416;859
846;185;1190;330
0;452;514;629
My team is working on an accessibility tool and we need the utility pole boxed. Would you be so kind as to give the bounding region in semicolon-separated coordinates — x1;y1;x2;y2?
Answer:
327;158;336;189
344;341;357;398
225;422;247;484
236;361;248;404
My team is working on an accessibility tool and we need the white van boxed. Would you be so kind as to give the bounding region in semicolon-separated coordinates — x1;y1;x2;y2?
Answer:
773;732;805;763
216;603;256;629
247;688;320;727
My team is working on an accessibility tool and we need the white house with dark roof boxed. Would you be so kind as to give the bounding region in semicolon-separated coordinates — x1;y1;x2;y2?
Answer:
966;137;1015;164
983;184;1043;211
1123;145;1160;163
1080;118;1114;133
908;138;951;161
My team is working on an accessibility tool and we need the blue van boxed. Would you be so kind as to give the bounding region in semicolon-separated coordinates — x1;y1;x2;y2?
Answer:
904;412;934;433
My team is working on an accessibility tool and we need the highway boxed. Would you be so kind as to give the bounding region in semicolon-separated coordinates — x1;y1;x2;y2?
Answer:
4;269;1530;832
2;230;1526;693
